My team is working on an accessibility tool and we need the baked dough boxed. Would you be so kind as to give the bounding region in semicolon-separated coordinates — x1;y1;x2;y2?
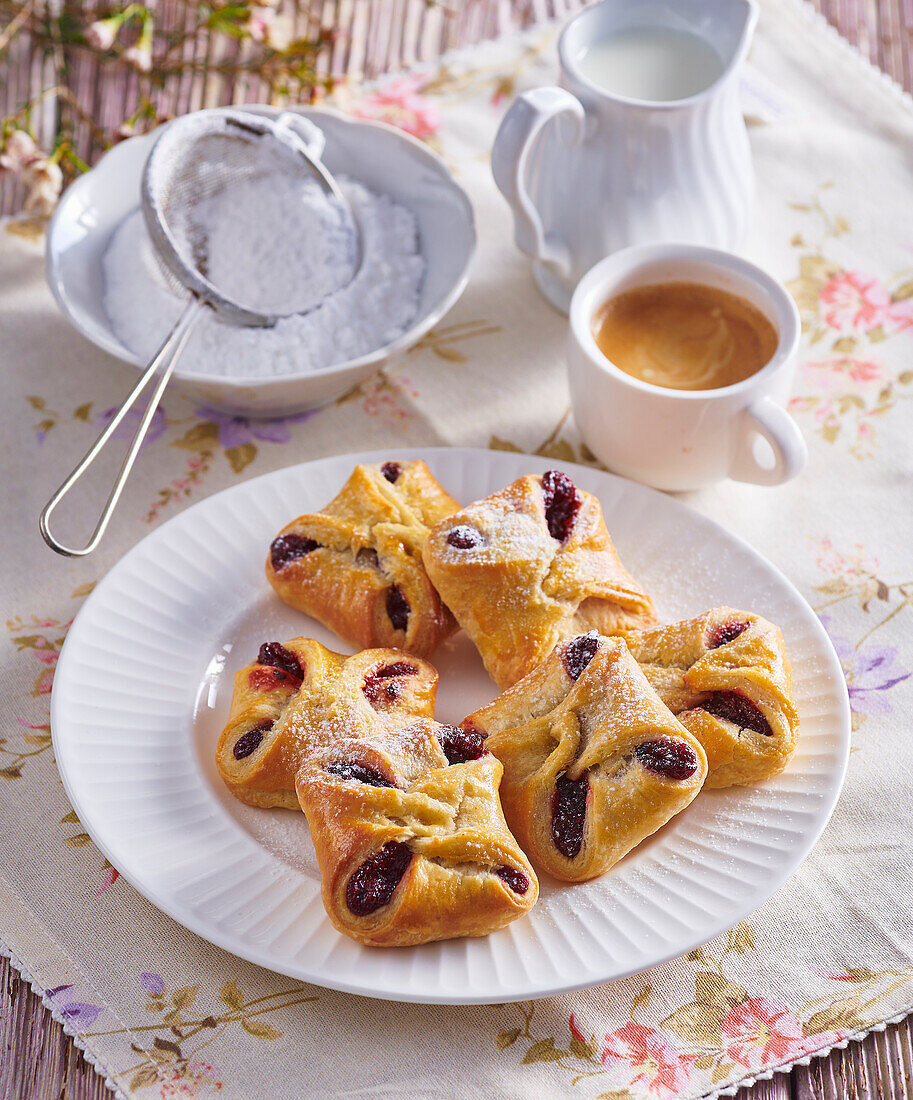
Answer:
266;460;459;657
423;469;656;688
296;721;538;946
215;638;438;809
463;633;707;882
623;607;799;788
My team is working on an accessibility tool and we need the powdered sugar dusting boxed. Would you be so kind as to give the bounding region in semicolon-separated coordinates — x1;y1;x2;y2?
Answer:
103;177;424;378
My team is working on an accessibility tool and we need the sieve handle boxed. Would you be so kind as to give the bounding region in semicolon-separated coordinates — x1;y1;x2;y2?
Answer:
39;298;204;557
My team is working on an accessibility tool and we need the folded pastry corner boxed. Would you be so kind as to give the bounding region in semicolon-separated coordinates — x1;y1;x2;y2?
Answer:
623;607;799;788
215;638;438;809
423;469;656;688
463;632;707;882
266;459;460;657
296;721;538;946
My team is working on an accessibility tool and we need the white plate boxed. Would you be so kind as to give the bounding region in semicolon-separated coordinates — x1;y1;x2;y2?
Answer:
51;448;850;1004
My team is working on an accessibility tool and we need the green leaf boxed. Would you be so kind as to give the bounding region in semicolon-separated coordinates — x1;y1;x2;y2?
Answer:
496;1027;520;1050
867;324;887;343
569;1038;594;1059
242;1018;282;1039
844;966;880;981
892;280;913;301
899;371;913;385
537;439;576;463
694;1053;717;1070
73;402;93;421
27;395;45;410
489;435;523;453
225;442;257;474
805;997;863;1034
23;732;50;745
832;336;856;353
731;921;756;953
0;766;22;780
432;345;468;363
172;421;220;451
578;442;605;469
712;1062;735;1084
522;1038;566;1064
171;985;198;1011
661;1001;726;1046
695;972;747;1009
631;984;651;1013
152;1036;181;1060
63;833;92;847
220;979;245;1010
60;810;80;824
130;1066;160;1089
71;581;96;598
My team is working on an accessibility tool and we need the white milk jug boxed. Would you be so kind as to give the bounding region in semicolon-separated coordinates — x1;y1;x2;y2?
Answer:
492;0;758;312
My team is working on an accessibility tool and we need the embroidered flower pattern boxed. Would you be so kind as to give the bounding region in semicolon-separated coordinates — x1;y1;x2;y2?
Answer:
826;632;910;716
786;191;913;455
46;986;103;1029
819;271;913;334
350;74;441;140
600;1021;692;1098
495;927;899;1093
721;998;805;1067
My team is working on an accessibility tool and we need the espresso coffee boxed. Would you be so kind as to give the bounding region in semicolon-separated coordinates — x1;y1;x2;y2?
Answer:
591;282;778;391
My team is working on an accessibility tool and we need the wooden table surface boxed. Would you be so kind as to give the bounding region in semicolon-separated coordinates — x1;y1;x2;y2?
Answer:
2;0;912;1096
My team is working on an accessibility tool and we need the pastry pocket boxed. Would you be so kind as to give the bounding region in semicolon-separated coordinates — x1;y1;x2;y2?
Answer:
296;727;538;946
266;460;460;657
423;469;655;689
215;639;438;809
624;607;799;788
465;633;707;882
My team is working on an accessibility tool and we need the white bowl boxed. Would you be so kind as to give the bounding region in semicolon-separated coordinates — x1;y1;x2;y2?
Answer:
45;107;476;417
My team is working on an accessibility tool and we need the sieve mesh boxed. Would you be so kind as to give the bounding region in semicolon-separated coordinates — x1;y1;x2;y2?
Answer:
140;109;359;327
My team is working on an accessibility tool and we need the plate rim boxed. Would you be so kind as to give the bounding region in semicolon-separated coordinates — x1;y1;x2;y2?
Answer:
50;446;852;1004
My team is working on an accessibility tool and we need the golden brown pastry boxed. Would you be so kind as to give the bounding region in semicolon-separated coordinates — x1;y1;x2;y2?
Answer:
423;469;656;688
296;721;538;946
622;607;799;788
463;633;707;882
215;638;438;809
266;460;460;657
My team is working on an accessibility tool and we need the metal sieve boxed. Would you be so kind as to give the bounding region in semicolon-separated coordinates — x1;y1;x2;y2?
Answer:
40;108;360;557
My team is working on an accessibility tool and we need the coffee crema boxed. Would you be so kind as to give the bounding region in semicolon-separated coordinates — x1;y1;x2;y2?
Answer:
591;282;778;391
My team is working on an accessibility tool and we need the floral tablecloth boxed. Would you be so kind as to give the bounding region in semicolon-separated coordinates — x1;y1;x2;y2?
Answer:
2;1;913;1097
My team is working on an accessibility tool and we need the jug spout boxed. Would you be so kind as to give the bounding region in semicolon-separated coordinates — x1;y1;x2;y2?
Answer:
683;0;758;76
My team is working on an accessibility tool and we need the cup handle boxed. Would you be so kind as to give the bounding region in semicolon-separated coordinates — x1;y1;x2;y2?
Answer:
491;87;586;278
729;396;808;486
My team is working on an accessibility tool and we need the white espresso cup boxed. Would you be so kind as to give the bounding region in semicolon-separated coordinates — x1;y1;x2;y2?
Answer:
567;244;807;492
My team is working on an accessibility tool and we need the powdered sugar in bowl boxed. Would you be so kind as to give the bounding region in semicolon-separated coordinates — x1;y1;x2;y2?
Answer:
46;107;476;417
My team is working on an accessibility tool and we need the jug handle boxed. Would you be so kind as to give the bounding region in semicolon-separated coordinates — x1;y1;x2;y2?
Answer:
492;87;586;278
